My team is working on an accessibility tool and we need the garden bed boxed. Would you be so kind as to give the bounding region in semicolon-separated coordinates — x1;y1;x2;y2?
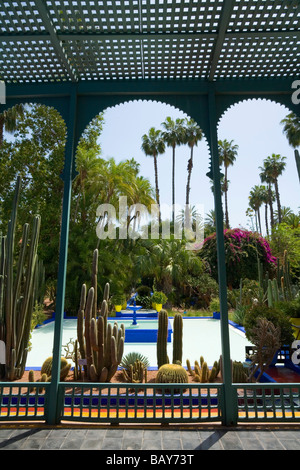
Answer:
6;368;222;398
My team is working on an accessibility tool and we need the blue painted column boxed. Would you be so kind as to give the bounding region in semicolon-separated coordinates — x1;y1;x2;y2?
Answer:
208;84;237;426
46;84;77;425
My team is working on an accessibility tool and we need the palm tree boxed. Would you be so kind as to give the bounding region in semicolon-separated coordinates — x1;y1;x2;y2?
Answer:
127;175;156;233
218;139;239;229
204;209;217;236
135;238;202;295
210;175;229;197
249;185;265;233
260;154;286;224
280;112;300;149
280;112;300;184
259;165;276;229
161;116;185;224
175;204;203;239
184;118;203;208
141;127;165;224
0;104;25;146
260;185;271;236
73;146;104;222
285;212;300;229
274;206;293;225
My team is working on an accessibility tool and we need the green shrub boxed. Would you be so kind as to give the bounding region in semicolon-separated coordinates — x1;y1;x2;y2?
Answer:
232;304;250;326
152;290;167;305
209;297;220;312
183;273;219;309
244;304;294;346
135;294;151;309
112;293;126;305
136;285;152;297
239;279;261;306
275;298;300;319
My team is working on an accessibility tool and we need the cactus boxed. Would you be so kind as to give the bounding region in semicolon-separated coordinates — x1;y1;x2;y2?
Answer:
156;363;188;384
122;359;148;383
73;339;81;380
267;278;273;307
232;361;249;383
219;355;249;383
156;309;169;368
76;250;125;382
0;176;42;381
172;313;183;365
268;278;280;307
281;250;292;301
121;352;150;370
275;250;293;301
40;356;71;381
29;357;71;392
187;357;220;383
186;359;193;376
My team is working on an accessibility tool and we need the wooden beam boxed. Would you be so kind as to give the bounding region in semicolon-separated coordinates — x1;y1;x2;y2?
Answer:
33;0;77;82
0;30;298;43
209;0;235;81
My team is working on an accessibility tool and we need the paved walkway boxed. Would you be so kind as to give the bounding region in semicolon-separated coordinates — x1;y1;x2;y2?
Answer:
0;424;299;450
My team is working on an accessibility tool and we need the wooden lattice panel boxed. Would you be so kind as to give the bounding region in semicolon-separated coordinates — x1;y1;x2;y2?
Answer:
139;0;223;34
227;0;300;33
0;0;299;82
215;33;300;79
46;0;141;34
0;39;70;83
0;1;46;34
63;38;144;80
142;36;215;79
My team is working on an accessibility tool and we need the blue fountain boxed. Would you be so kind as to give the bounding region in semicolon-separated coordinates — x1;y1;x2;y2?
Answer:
113;296;172;342
126;299;142;326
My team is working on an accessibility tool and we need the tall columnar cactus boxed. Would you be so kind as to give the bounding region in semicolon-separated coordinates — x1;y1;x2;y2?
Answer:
172;313;183;365
267;278;279;307
77;250;125;382
156;309;169;368
0;176;41;381
276;250;293;301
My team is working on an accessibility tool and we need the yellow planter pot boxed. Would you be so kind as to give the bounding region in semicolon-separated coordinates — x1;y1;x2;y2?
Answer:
290;318;300;339
115;305;122;312
155;304;162;312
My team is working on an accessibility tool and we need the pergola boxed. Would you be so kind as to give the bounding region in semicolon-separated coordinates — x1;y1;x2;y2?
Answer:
0;0;300;426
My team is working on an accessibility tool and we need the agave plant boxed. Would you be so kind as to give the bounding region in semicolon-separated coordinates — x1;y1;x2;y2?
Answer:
120;351;150;371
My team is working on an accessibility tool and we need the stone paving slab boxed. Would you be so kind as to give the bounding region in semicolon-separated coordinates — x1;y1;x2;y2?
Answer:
0;425;299;451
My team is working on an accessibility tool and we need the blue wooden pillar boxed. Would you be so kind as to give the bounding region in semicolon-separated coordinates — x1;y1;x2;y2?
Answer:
46;84;77;425
208;84;237;426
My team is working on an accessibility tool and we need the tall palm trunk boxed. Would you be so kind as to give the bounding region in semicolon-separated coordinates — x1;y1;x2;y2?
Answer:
224;166;229;228
185;146;193;207
185;146;194;228
254;212;258;232
274;178;282;224
265;203;269;237
268;183;275;229
0;115;4;147
257;208;262;234
172;144;175;225
153;154;161;224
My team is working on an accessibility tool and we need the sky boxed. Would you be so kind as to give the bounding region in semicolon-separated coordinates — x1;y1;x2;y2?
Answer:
99;98;299;235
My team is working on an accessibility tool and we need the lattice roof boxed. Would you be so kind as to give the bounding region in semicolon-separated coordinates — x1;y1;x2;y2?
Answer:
0;0;299;84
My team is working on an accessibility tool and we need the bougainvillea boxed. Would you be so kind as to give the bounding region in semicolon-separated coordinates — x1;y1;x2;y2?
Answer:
199;228;276;289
